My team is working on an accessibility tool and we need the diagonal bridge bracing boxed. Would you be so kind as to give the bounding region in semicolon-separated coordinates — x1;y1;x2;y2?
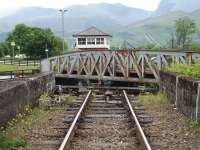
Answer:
41;50;200;83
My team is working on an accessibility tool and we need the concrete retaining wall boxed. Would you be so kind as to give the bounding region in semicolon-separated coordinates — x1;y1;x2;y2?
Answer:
159;71;200;122
0;72;55;125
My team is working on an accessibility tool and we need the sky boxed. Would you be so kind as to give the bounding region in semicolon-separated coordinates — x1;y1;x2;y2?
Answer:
0;0;161;17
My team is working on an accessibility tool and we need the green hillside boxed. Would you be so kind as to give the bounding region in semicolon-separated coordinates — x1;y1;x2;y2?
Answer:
111;10;200;48
0;32;7;42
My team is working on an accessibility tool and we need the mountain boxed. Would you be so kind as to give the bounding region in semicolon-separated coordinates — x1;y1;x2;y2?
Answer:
1;2;200;48
0;3;151;33
0;7;58;32
154;0;200;16
112;10;200;47
65;3;151;26
0;32;7;42
0;3;151;47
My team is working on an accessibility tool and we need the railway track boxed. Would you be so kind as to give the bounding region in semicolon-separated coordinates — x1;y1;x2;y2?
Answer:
58;90;151;150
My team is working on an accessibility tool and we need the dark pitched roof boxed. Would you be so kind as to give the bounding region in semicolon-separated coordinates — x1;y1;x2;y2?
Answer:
73;26;112;37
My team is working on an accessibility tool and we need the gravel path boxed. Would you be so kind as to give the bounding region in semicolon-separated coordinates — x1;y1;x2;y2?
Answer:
144;101;200;150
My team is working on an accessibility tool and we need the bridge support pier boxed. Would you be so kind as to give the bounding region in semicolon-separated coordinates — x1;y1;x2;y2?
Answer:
41;59;50;72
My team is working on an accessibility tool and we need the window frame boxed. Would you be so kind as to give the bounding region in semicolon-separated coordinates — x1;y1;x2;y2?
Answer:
96;38;104;45
78;38;86;45
87;38;95;45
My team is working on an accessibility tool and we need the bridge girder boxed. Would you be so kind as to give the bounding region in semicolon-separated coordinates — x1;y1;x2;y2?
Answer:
41;50;200;83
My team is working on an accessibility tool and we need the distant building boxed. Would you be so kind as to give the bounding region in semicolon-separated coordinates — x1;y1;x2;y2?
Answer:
73;26;112;51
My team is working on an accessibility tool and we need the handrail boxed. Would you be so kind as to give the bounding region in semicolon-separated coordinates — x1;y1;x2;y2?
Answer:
47;49;200;61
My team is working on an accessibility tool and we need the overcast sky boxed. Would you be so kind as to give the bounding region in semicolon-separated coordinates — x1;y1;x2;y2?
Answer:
0;0;161;17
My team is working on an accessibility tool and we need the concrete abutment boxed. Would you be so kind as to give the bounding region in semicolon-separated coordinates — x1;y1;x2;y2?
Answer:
0;72;55;126
159;71;200;123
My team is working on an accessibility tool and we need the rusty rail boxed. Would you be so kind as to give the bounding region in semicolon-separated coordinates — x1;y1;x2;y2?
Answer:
123;90;151;150
59;90;92;150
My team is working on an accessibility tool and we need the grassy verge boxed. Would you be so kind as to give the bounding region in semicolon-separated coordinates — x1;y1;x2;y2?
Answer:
0;92;77;149
0;64;39;72
0;105;48;150
184;119;200;132
138;92;168;106
167;59;200;78
138;92;200;132
0;93;50;150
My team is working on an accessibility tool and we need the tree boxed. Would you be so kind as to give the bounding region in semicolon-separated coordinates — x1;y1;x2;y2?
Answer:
175;17;197;49
187;42;200;51
0;42;10;57
5;24;68;59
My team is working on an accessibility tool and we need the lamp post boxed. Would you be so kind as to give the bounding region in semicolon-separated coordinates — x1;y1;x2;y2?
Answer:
59;9;67;54
11;41;15;59
17;46;20;56
45;48;49;59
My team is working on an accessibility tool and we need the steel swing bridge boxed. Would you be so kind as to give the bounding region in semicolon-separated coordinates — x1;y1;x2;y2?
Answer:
41;49;200;83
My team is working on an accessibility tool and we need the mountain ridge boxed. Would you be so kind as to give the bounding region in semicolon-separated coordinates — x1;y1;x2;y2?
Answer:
154;0;200;16
0;1;200;47
111;9;200;47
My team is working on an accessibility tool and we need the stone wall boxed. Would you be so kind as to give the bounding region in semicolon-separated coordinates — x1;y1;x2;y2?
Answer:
0;72;55;125
159;71;177;102
159;71;200;122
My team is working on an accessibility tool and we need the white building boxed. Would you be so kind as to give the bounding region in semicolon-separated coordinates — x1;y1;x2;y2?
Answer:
73;26;112;51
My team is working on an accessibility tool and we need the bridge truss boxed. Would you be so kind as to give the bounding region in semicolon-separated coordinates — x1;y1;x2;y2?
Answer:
41;50;200;83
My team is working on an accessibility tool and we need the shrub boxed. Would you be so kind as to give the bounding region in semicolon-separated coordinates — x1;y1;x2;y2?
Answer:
167;59;200;78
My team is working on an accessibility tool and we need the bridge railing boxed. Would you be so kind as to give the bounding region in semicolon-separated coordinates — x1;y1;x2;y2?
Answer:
41;49;200;83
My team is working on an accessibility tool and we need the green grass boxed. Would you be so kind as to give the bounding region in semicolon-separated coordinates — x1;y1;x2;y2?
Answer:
138;92;168;106
0;64;38;72
185;118;200;133
0;135;26;150
0;93;77;150
0;104;48;149
167;59;200;78
0;93;50;150
91;91;96;101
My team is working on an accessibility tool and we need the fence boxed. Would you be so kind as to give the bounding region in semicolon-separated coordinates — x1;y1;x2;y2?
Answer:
0;69;40;80
0;59;40;67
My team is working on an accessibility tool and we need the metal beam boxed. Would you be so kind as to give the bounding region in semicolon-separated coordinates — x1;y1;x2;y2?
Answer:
43;50;200;83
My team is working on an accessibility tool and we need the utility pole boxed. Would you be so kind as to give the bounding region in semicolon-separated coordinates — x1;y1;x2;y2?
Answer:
59;9;67;54
11;41;15;59
171;33;175;49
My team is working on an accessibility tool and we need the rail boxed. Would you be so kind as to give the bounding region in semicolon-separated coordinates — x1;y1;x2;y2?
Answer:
59;90;92;150
123;90;151;150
